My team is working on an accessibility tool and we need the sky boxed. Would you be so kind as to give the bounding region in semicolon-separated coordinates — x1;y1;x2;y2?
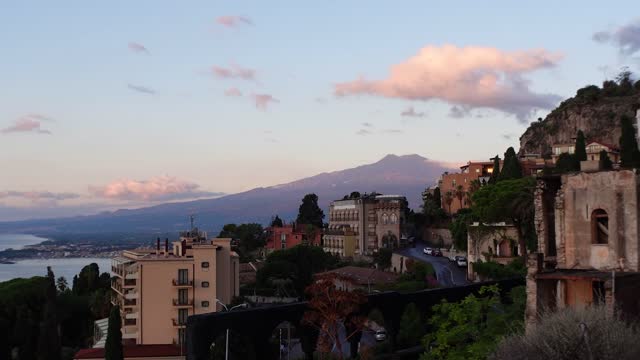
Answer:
1;1;639;220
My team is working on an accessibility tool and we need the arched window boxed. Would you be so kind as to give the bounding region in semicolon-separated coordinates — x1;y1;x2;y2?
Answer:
390;214;398;224
591;209;609;244
382;213;389;225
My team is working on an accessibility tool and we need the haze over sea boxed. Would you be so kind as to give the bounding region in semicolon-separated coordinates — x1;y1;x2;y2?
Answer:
0;234;110;282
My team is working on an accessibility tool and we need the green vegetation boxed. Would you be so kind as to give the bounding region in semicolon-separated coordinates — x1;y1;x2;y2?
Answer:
574;130;587;164
488;155;500;184
296;193;325;228
0;263;112;360
397;303;425;348
255;245;340;297
555;152;578;173
373;248;392;270
376;259;436;293
620;114;640;169
473;258;526;280
270;215;284;227
497;147;522;181
599;149;613;170
421;187;446;226
493;306;640;360
449;209;473;251
421;285;525;360
105;306;123;360
218;223;266;261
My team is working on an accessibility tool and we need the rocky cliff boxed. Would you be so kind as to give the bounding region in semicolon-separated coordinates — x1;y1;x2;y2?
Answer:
519;84;640;157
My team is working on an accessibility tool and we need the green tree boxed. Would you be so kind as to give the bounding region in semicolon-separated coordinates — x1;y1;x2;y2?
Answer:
56;276;68;293
433;187;442;208
218;223;238;238
497;147;522;181
105;306;123;360
270;215;283;227
488;155;500;184
37;267;61;360
443;191;454;214
397;303;424;348
72;263;101;296
449;209;473;251
296;193;325;228
373;248;392;270
554;152;578;173
421;285;525;360
349;191;361;199
454;185;465;209
472;177;536;259
620;115;640;168
599;149;613;170
574;130;587;164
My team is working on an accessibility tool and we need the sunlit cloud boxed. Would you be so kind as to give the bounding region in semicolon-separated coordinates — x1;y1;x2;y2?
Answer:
400;106;425;118
2;114;53;135
593;19;640;55
224;87;243;97
335;44;563;122
127;84;156;95
128;42;150;54
216;16;253;28
253;94;279;110
89;176;224;202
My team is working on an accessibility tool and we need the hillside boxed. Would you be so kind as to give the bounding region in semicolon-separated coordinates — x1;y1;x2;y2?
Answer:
519;80;640;157
0;154;455;235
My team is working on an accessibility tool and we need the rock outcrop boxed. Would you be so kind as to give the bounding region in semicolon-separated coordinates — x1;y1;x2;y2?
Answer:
519;87;640;157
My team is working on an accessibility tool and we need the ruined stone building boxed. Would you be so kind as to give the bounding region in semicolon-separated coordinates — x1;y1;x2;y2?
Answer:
467;222;520;282
526;167;640;328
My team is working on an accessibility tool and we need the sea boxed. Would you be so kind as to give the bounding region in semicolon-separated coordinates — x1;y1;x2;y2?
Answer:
0;234;111;282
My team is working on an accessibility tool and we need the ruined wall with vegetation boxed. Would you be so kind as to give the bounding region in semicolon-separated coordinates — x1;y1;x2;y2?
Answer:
519;77;640;157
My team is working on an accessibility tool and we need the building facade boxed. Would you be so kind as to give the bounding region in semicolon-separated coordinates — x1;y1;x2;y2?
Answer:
467;222;520;282
439;161;495;215
551;141;620;163
526;168;640;329
111;229;240;346
264;223;322;253
324;194;407;256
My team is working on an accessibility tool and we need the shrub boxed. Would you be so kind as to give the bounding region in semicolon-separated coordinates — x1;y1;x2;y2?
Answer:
492;306;640;360
473;258;525;280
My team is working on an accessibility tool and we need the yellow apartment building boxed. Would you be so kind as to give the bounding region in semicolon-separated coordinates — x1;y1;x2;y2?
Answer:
111;229;239;346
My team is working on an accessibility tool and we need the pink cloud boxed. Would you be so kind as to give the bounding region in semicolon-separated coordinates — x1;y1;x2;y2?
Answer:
252;94;279;110
89;176;224;202
2;114;53;135
216;16;253;28
128;42;149;54
335;44;563;121
224;88;243;97
212;64;256;81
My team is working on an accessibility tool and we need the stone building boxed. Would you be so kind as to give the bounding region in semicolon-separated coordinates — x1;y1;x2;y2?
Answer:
324;193;407;256
466;222;520;282
526;167;640;329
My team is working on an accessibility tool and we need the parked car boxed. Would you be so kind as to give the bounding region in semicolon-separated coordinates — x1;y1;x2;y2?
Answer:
433;249;443;257
375;329;387;342
423;247;433;255
448;253;458;262
456;256;468;267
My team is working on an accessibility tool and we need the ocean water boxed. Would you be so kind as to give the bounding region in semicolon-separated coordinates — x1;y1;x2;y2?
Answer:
0;234;112;282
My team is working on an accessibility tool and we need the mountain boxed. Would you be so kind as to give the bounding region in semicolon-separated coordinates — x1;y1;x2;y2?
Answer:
0;154;455;235
519;82;640;157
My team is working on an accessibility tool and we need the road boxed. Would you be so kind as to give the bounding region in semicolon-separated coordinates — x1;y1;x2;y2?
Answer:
396;241;469;287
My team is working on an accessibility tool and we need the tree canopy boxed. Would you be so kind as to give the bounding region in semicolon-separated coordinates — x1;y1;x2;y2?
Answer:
296;193;325;228
488;155;500;184
599;149;613;170
574;130;587;163
105;306;123;360
270;215;283;227
620;115;640;169
497;147;522;181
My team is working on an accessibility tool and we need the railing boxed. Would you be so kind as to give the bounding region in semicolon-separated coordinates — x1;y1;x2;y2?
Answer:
172;299;194;306
172;279;193;287
172;318;187;327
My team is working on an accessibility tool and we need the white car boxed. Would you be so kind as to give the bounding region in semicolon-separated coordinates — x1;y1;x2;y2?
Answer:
448;253;458;262
456;256;468;267
423;247;433;255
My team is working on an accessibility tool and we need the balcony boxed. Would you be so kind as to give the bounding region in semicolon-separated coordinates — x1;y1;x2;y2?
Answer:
123;279;137;288
172;299;194;307
125;311;139;319
172;318;187;328
124;292;138;300
172;279;193;287
123;299;137;307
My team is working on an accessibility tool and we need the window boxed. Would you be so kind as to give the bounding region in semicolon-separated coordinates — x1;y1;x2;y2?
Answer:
178;269;188;285
382;213;389;225
178;289;188;304
178;309;188;324
201;281;209;288
201;301;210;308
390;214;398;224
178;328;185;345
591;209;609;244
201;261;210;268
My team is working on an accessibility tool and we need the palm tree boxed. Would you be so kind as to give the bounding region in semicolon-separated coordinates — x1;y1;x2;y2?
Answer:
454;185;465;209
466;180;482;207
444;191;454;214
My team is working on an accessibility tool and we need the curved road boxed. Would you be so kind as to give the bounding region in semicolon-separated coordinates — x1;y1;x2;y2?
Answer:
396;241;469;287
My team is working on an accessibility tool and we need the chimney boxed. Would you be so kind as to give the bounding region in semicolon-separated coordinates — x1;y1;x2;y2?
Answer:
156;237;160;256
165;238;169;257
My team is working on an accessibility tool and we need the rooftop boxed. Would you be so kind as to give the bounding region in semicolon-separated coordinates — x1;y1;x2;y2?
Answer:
319;266;400;286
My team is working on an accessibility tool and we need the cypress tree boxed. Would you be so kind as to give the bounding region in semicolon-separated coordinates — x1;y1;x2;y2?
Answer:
433;187;442;209
105;306;123;360
599;150;613;170
488;155;501;184
37;267;61;360
574;130;587;163
498;147;522;181
620;115;640;168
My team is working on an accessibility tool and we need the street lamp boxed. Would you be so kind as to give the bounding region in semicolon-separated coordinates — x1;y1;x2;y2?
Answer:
215;299;247;360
